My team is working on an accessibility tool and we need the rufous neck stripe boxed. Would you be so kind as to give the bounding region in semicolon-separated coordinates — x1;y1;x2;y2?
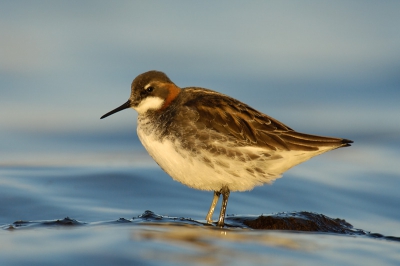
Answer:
161;84;181;109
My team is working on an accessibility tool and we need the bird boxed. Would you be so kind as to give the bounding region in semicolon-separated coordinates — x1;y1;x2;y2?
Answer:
100;70;353;227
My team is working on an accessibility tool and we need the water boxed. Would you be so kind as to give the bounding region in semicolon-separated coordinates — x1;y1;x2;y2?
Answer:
1;2;400;265
1;138;400;265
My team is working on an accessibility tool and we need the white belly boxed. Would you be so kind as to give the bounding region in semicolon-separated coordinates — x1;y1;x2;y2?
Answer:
137;127;284;192
136;120;334;192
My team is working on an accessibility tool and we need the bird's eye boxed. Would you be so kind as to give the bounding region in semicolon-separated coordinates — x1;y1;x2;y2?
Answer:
146;86;154;93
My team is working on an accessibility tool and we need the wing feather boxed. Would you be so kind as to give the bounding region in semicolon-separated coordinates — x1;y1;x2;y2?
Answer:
180;88;351;151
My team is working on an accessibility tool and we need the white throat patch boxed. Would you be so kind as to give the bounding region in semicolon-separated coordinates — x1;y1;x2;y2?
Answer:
133;96;164;114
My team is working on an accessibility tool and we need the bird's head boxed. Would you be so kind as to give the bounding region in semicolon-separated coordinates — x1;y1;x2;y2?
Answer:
100;70;181;119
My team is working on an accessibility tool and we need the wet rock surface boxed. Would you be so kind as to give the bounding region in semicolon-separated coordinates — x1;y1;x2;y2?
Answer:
4;210;399;242
243;211;356;233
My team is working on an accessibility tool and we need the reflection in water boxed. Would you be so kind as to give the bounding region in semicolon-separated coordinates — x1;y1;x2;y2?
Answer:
133;225;306;265
135;223;303;249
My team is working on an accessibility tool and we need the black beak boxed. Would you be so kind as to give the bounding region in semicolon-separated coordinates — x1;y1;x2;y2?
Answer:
100;100;131;119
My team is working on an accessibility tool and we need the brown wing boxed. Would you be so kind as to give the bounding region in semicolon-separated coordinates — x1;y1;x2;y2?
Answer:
182;88;352;151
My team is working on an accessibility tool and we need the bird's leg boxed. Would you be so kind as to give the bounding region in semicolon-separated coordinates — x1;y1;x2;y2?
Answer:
217;187;230;227
206;191;221;224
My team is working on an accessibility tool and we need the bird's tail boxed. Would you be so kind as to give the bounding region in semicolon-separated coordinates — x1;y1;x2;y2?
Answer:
279;131;353;151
